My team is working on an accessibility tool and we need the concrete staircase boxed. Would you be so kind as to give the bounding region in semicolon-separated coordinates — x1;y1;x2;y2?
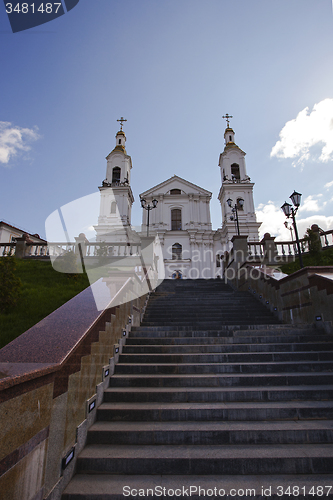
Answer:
63;279;333;499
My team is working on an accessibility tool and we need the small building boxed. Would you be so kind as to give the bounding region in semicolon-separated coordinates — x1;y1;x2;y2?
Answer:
0;221;46;244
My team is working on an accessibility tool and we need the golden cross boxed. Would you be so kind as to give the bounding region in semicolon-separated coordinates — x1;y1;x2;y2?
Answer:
222;114;233;127
117;117;127;130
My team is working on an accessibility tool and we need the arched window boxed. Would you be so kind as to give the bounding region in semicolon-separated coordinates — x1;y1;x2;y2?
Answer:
110;201;117;214
172;243;182;260
170;189;181;195
171;209;182;230
112;167;121;184
231;163;240;180
236;198;244;211
118;139;121;145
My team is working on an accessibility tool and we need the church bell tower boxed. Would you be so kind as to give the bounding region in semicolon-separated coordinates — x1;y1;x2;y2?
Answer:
218;114;261;244
95;118;134;241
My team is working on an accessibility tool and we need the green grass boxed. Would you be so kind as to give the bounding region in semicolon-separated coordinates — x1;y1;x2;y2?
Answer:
0;259;90;349
280;247;333;275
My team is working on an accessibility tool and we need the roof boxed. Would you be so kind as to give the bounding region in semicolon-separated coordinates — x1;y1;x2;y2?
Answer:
140;175;212;198
106;144;127;157
0;221;47;242
224;142;246;154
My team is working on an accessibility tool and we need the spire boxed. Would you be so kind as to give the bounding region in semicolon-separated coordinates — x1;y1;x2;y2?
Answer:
222;113;233;127
222;113;235;145
112;117;127;153
117;116;127;131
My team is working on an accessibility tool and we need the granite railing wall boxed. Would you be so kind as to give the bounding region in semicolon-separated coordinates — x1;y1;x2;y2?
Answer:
0;277;150;500
227;263;333;330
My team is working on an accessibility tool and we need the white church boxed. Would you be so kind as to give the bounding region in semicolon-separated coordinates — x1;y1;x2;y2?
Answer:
95;117;261;279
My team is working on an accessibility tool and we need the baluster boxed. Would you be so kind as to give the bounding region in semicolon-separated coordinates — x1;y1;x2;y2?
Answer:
288;244;292;255
282;244;285;256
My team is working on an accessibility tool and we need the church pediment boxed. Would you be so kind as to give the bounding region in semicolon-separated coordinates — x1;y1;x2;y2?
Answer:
140;175;212;198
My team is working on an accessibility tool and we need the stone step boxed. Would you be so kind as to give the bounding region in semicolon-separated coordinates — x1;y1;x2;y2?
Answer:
131;324;321;333
123;342;333;353
96;401;333;422
142;320;281;326
62;473;333;500
118;351;333;364
126;334;331;344
61;277;333;499
75;443;333;475
109;371;333;388
144;305;273;312
129;330;306;338
103;385;333;403
87;420;333;445
114;360;333;374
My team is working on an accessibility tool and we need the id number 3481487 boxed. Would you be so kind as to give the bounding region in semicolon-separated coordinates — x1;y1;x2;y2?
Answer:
5;3;62;13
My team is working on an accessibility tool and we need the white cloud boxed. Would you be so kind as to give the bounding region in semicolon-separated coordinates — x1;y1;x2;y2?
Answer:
270;98;333;166
325;180;333;189
298;195;321;213
256;200;333;241
256;201;291;240
0;121;40;165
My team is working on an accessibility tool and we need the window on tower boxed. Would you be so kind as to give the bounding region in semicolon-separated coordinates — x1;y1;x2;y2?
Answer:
237;198;244;210
229;136;232;141
118;139;121;145
171;209;182;230
172;243;182;260
231;163;240;180
112;167;121;184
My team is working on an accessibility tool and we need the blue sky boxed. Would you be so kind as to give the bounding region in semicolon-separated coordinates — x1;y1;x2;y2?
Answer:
1;0;333;240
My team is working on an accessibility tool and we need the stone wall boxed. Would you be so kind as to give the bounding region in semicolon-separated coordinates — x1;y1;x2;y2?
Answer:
228;264;333;330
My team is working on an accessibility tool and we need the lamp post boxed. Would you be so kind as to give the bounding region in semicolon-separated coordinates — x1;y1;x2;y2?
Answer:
227;197;244;235
140;198;158;237
281;190;303;268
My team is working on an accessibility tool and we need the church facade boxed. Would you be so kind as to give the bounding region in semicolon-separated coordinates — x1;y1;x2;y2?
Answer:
96;118;261;279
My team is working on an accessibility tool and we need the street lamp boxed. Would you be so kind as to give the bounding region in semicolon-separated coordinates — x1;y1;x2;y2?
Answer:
227;197;244;235
281;190;303;268
140;198;158;237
